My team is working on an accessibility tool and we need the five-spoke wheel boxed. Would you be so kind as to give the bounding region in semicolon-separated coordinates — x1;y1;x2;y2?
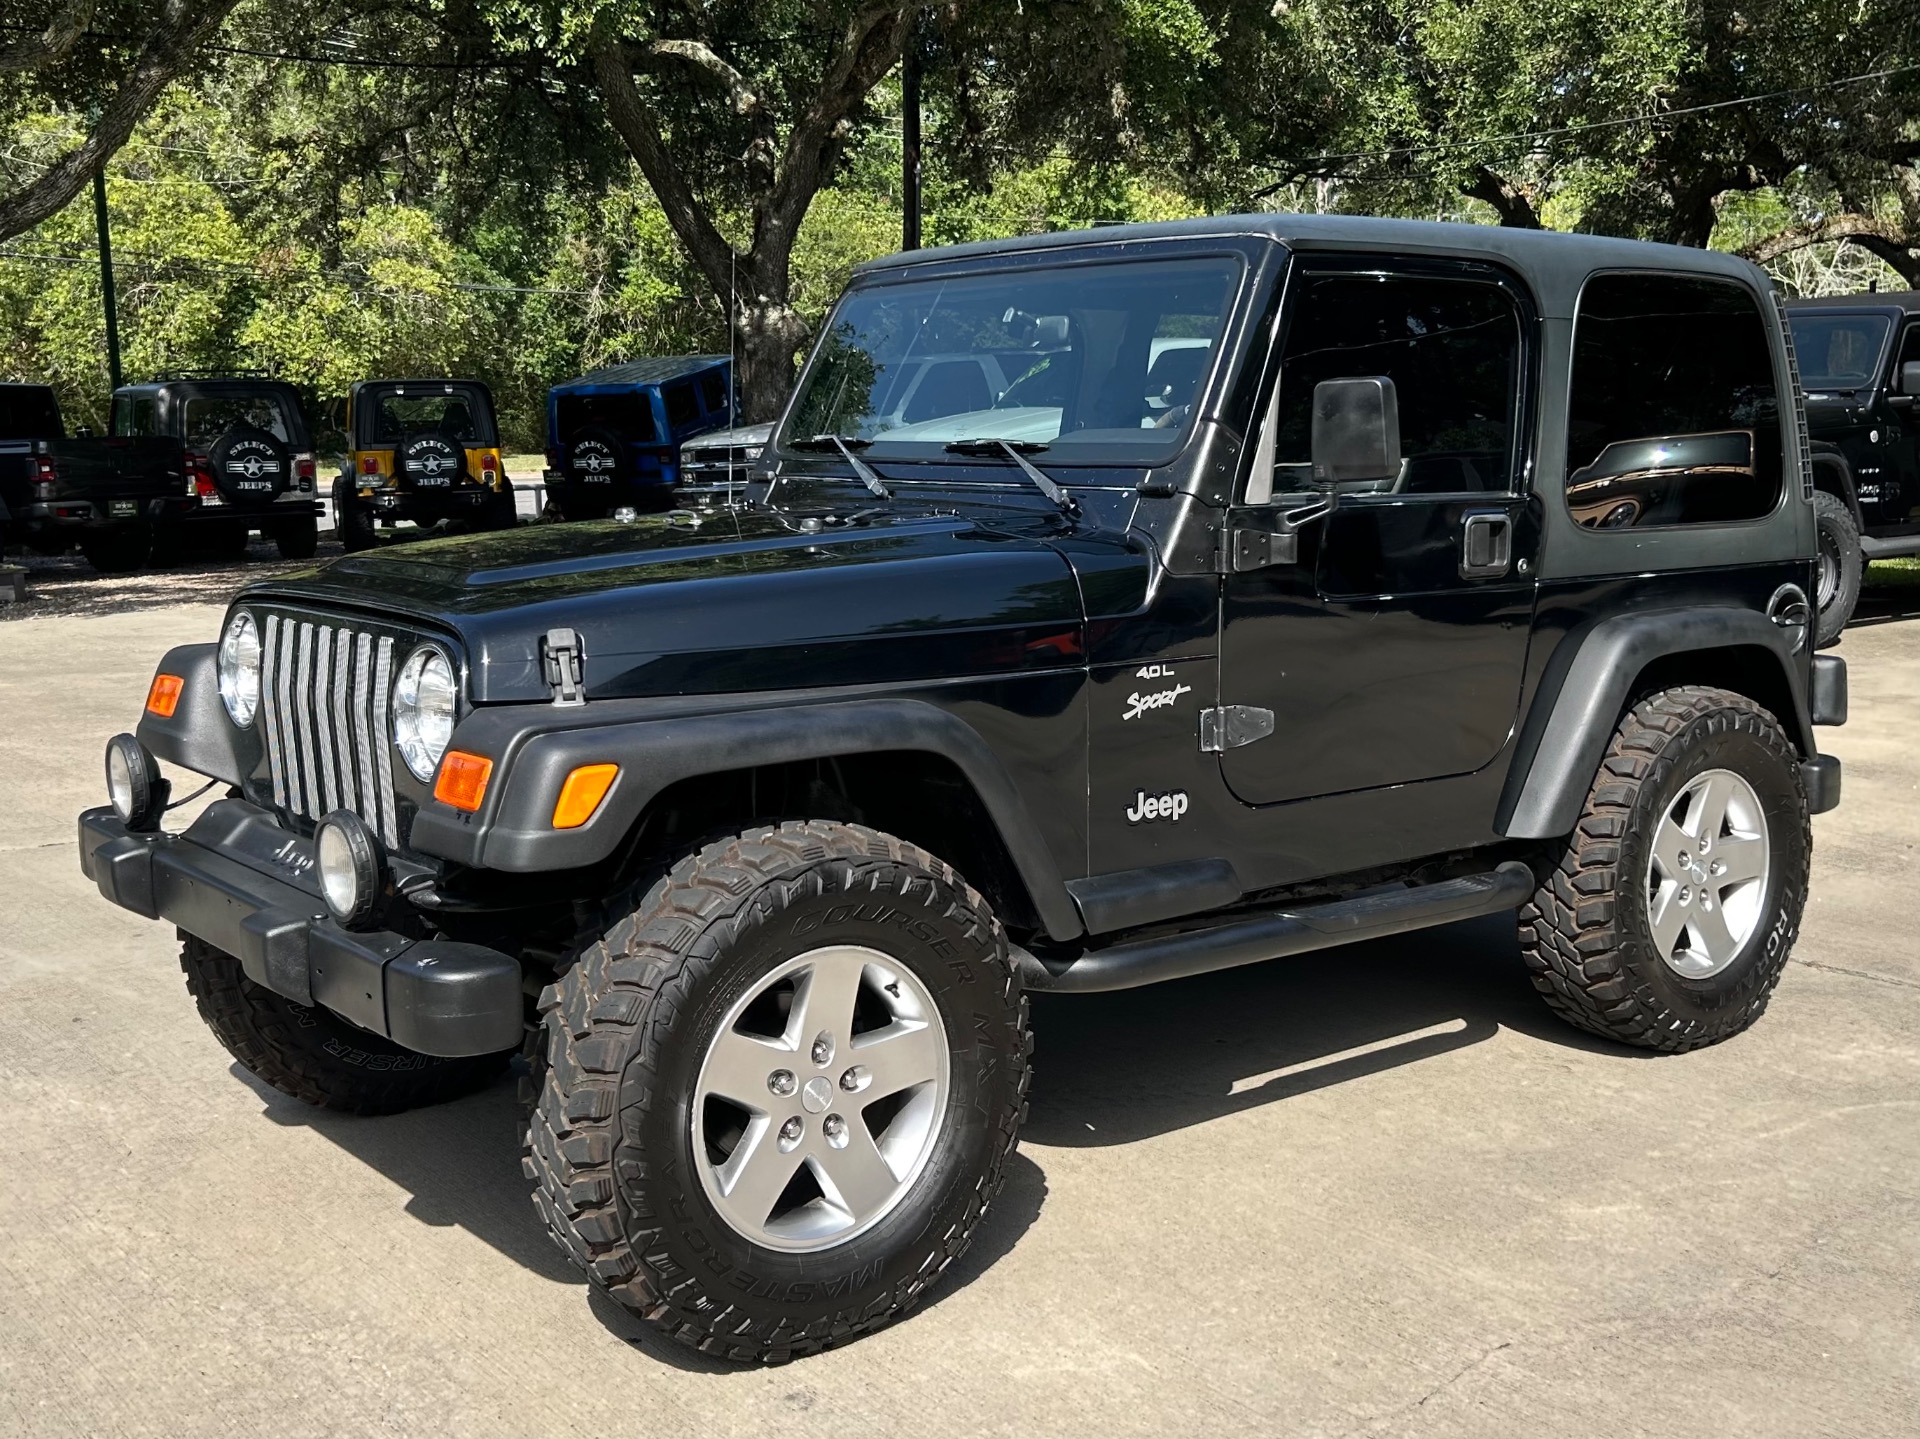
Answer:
1646;768;1772;980
694;945;950;1251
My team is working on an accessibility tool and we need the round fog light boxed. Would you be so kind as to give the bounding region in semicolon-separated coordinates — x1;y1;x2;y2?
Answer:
315;810;383;928
105;733;167;830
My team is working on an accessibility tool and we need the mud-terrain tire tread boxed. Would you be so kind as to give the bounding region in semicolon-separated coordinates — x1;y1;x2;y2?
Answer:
1813;491;1862;648
1518;686;1810;1053
524;819;1031;1363
179;935;508;1114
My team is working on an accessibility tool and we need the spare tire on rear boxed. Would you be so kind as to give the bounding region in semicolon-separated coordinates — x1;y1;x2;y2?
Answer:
394;433;465;489
565;425;626;484
207;425;291;507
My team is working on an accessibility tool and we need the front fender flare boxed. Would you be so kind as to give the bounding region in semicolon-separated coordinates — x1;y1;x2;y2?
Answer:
409;694;1085;941
1496;607;1812;841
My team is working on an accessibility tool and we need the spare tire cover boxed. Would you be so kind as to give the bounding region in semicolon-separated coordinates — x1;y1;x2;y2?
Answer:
208;426;291;506
395;433;465;488
566;425;625;483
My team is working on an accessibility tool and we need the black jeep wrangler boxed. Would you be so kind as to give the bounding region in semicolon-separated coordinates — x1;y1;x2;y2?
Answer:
1783;292;1920;642
79;216;1846;1363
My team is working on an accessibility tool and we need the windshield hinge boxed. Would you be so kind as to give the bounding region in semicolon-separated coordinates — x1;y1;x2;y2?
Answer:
1199;705;1275;752
541;627;586;706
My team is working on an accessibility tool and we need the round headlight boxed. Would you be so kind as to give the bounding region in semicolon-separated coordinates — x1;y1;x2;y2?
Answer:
105;732;167;830
218;611;261;727
315;810;383;927
393;645;456;781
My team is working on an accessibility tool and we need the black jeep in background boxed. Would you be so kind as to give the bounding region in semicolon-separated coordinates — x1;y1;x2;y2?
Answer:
5;375;322;572
1784;292;1920;641
81;215;1844;1363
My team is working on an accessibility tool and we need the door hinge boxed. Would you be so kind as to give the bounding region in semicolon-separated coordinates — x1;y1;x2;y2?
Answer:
1222;527;1297;573
541;627;586;706
1199;705;1275;752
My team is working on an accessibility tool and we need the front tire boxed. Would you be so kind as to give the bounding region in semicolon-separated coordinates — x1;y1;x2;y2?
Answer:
1813;491;1862;648
179;936;510;1114
1519;687;1810;1052
525;821;1031;1362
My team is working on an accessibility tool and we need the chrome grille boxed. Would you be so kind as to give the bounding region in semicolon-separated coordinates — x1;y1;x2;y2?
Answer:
259;612;400;845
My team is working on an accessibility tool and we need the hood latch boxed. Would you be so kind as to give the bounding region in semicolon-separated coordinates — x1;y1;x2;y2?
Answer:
542;627;586;706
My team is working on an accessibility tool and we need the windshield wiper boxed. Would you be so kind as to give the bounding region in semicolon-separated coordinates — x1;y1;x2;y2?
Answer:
789;433;891;499
944;439;1080;518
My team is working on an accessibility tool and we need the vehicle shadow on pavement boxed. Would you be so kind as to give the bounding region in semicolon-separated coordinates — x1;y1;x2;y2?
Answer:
1023;912;1642;1149
243;1065;1049;1373
1848;569;1920;630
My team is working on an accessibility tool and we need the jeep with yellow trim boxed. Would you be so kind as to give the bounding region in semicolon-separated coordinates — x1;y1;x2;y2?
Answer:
331;379;515;549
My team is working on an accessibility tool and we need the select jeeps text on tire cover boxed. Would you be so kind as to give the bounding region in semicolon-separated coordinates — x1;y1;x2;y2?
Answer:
18;376;323;572
332;379;516;551
1783;291;1920;644
79;215;1848;1364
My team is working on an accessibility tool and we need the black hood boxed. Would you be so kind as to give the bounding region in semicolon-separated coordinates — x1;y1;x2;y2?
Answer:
243;509;1120;703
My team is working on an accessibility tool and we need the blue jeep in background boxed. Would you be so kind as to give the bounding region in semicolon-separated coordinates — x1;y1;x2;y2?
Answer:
542;355;735;519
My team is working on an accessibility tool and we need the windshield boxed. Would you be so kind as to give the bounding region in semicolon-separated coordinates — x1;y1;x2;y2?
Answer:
364;385;491;444
1788;313;1893;390
783;254;1242;464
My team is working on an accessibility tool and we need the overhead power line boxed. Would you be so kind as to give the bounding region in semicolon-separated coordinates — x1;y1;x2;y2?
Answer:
1259;60;1920;180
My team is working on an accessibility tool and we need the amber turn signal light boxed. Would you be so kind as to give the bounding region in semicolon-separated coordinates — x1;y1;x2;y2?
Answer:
433;750;493;812
145;673;184;718
552;763;618;829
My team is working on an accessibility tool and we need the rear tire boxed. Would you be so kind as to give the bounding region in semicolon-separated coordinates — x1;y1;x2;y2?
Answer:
1813;491;1861;648
179;936;510;1114
1518;686;1809;1052
79;526;151;573
273;518;318;559
331;478;377;552
524;820;1031;1362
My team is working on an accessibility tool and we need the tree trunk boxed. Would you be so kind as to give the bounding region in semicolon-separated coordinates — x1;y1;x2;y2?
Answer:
734;298;812;423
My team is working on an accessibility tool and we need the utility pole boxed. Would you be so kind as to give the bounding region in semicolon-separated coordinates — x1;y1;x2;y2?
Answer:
901;11;922;251
92;167;122;390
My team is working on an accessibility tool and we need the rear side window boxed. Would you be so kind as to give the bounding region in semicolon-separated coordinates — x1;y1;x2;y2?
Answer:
556;392;657;443
1567;274;1783;529
664;382;699;429
698;370;729;415
112;394;157;437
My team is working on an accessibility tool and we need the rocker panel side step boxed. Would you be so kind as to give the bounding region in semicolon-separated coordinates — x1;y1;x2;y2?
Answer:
1018;861;1536;994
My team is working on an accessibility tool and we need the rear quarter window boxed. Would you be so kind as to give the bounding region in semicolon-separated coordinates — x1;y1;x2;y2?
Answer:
698;371;729;415
1566;274;1783;530
664;382;700;429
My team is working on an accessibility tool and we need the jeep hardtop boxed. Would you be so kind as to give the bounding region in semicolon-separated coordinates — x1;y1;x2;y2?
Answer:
79;214;1845;1363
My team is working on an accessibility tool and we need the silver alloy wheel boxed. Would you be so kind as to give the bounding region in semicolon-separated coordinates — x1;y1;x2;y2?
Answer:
1646;768;1772;980
692;945;950;1253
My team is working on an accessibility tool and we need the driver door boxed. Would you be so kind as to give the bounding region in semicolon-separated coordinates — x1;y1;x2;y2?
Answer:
1217;258;1541;806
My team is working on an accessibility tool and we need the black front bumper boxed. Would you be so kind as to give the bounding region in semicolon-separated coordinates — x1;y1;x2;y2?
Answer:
79;801;523;1057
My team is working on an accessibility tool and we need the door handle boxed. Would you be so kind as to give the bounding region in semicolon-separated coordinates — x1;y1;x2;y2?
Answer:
1459;510;1512;579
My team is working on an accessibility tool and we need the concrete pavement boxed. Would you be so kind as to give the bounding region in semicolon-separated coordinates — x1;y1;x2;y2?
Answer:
0;601;1914;1439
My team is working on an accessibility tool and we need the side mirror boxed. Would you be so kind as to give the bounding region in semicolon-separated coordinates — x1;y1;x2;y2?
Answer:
74;424;94;438
1310;377;1401;491
1900;361;1920;396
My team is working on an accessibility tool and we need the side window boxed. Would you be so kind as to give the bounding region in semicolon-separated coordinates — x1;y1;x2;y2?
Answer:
1567;274;1783;529
1268;272;1523;497
1893;322;1920;385
113;395;156;437
664;382;699;429
698;371;728;415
